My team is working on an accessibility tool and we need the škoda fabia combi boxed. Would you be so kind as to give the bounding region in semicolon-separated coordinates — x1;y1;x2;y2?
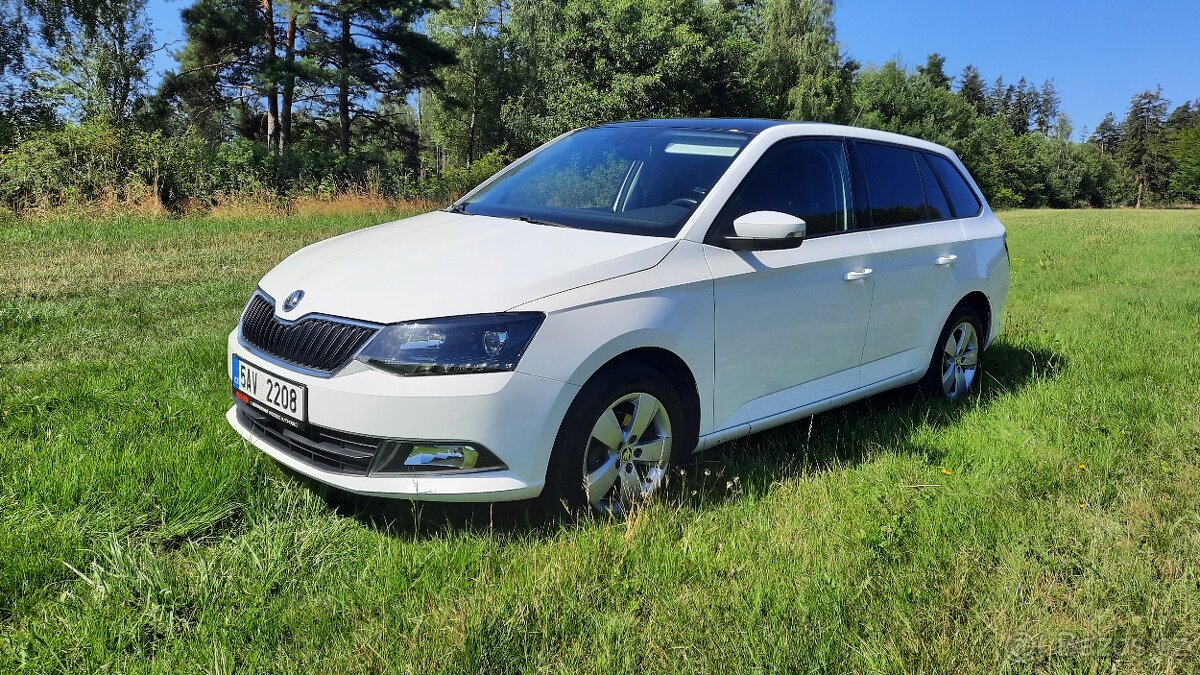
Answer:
227;119;1009;513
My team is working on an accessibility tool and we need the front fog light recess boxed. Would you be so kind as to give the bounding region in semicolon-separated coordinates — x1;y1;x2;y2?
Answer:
371;440;505;473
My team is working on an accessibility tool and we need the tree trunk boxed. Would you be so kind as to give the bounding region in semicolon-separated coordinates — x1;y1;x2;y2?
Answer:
262;0;279;152
338;10;352;157
281;12;297;152
466;17;479;166
1135;176;1144;209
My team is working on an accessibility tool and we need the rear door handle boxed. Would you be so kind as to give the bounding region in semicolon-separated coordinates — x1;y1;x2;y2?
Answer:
844;268;873;281
935;254;958;266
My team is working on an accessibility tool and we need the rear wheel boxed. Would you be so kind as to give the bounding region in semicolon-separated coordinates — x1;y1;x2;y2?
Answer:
920;306;983;399
544;363;689;515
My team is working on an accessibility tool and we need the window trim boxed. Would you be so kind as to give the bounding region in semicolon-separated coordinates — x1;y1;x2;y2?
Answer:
703;136;858;248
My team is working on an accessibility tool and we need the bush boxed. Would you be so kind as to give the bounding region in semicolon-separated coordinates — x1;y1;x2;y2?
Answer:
0;122;511;213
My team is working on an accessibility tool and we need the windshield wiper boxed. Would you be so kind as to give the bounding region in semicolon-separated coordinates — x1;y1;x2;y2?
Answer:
446;202;469;214
518;215;571;228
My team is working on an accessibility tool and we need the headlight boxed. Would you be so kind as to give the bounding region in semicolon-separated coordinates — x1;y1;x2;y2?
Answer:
355;313;544;376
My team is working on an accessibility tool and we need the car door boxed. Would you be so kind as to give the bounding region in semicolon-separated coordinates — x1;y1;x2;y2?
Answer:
703;138;875;432
851;141;966;385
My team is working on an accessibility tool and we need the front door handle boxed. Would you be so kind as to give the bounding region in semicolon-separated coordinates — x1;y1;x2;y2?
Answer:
844;268;873;281
935;254;958;266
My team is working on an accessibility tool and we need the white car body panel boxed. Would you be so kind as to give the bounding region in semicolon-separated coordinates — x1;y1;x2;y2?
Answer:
858;219;966;383
513;240;715;431
227;120;1010;501
227;331;577;500
259;211;676;323
703;231;875;431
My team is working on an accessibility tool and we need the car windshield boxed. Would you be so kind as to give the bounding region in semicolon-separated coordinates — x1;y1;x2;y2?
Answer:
455;126;751;237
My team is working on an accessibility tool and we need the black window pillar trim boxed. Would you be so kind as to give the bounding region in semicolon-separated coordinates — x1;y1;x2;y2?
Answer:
919;151;962;219
913;152;943;221
845;139;874;230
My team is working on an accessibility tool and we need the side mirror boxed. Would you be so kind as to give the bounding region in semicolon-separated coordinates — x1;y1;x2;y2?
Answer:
724;211;807;251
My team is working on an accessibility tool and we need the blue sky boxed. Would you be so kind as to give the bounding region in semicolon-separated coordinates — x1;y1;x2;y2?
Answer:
835;0;1200;134
146;0;1200;135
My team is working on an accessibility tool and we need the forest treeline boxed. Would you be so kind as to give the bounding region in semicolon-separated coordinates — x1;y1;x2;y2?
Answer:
0;0;1198;213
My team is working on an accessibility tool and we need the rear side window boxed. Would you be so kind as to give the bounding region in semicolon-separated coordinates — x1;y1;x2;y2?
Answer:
926;153;982;217
856;142;928;227
717;139;852;237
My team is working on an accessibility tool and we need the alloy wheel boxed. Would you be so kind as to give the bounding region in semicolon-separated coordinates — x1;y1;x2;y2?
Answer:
941;320;980;398
583;392;673;514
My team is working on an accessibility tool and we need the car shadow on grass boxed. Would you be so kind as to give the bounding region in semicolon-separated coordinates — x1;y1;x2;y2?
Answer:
664;340;1065;510
301;340;1064;538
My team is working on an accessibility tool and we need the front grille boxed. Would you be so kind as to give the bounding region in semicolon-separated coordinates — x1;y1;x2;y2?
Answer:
236;402;381;474
240;293;378;374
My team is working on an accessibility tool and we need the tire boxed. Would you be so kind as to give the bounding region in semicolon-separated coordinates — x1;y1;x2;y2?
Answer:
919;305;984;399
543;362;693;514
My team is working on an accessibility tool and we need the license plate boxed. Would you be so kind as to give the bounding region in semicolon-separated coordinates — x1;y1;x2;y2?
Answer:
232;354;307;426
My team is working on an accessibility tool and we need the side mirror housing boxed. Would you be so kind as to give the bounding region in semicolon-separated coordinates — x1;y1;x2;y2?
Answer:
724;211;807;251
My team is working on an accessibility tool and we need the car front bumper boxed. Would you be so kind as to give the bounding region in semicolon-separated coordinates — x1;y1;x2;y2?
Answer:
225;330;579;501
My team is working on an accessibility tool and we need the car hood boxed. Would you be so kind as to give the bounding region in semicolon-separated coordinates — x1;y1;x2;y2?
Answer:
258;211;677;324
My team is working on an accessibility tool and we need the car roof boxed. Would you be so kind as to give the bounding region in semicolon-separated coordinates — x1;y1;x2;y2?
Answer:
596;118;804;134
595;118;955;156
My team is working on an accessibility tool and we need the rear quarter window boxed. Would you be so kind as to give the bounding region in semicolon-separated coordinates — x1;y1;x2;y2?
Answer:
926;153;982;218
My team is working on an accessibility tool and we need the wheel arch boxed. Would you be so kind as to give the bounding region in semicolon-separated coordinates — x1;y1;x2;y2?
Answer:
587;347;702;451
956;290;993;344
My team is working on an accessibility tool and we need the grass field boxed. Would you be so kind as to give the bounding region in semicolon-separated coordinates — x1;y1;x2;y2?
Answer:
1;209;1198;673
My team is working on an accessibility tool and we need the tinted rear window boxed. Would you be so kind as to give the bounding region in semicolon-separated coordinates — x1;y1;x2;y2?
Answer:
926;153;982;217
856;142;927;227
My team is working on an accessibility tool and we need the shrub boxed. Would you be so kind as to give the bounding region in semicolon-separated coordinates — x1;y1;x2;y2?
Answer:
0;122;511;214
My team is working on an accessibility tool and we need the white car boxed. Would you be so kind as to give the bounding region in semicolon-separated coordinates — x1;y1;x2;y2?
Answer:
227;119;1010;513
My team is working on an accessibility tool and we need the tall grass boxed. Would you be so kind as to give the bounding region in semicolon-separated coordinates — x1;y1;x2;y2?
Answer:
0;209;1198;672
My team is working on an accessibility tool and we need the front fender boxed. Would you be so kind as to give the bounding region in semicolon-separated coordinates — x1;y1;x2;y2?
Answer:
513;242;716;435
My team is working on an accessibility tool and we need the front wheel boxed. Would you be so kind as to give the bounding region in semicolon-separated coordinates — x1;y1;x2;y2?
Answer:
544;363;689;515
920;306;983;399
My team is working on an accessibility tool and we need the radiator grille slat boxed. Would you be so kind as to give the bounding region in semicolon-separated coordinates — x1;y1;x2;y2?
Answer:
240;293;378;374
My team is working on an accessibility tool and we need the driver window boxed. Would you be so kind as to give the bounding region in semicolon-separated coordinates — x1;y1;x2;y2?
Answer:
719;139;852;238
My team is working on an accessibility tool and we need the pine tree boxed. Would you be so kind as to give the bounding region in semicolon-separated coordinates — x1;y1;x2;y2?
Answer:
987;75;1007;116
917;52;951;89
306;0;454;156
957;64;986;115
1090;112;1122;153
1008;77;1034;136
1166;100;1200;131
1034;79;1060;135
172;0;280;146
1121;88;1172;207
